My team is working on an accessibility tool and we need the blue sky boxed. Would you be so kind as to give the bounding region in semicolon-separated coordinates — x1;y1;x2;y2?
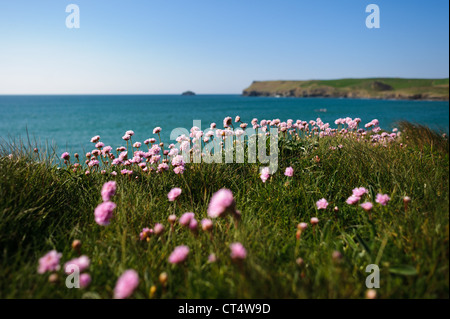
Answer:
0;0;448;94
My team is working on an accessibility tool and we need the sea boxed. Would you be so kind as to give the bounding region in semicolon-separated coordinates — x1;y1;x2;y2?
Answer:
0;95;448;154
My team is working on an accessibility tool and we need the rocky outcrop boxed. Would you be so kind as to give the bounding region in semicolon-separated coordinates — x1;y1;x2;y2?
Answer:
242;79;449;101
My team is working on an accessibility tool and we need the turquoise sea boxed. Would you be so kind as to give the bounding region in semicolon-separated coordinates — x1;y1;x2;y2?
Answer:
0;95;448;153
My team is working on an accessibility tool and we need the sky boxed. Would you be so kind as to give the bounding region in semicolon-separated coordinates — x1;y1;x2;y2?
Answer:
0;0;448;94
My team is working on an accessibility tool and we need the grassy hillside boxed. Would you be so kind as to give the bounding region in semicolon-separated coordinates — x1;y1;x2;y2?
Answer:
0;117;448;299
243;78;449;100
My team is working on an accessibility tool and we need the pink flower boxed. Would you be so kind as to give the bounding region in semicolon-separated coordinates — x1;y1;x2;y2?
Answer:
64;255;90;274
95;142;104;149
153;127;162;134
235;116;241;122
297;222;308;231
168;245;189;264
114;270;139;299
376;193;391;206
260;167;271;183
154;223;165;235
207;189;236;218
360;202;373;211
133;142;141;148
139;227;153;241
310;217;319;225
208;254;217;263
126;130;135;136
167;187;182;201
352;187;368;197
61;152;70;160
189;218;198;231
80;273;91;288
201;218;213;231
346;195;361;205
230;242;247;260
316;198;328;210
284;166;294;177
223;116;232;128
179;212;195;226
90;135;100;143
122;134;131;141
38;250;62;274
101;181;117;202
94;201;116;226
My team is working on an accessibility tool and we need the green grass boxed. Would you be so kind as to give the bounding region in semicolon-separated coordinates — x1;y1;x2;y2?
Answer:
0;122;448;299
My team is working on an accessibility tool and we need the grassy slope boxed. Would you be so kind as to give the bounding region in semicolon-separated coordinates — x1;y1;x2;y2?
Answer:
0;123;448;299
243;78;450;100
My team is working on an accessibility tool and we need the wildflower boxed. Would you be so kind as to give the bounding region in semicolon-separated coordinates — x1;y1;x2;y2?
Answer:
64;255;90;274
101;181;117;202
260;167;271;183
207;188;236;218
111;171;117;176
80;273;91;288
114;270;139;299
360;202;373;211
38;250;62;274
189;218;198;231
375;193;391;206
48;273;59;284
133;142;141;148
167;187;182;201
346;195;361;205
208;253;217;263
284;166;294;177
159;272;168;287
332;251;343;262
139;228;153;241
223;116;232;128
352;187;368;197
168;245;189;264
91;135;100;143
71;240;82;251
230;242;247;260
297;222;308;231
122;134;131;141
94;201;116;226
201;218;213;232
168;214;177;224
61;152;70;160
316;198;329;210
235;116;240;122
310;217;319;225
126;130;135;136
179;212;195;226
95;142;104;149
154;223;165;236
366;289;377;299
153;127;162;134
403;196;411;203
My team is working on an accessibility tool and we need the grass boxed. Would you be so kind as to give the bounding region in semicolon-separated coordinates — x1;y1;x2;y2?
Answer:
0;121;448;299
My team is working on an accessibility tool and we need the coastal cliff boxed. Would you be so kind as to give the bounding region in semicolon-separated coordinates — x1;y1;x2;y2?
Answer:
242;78;449;101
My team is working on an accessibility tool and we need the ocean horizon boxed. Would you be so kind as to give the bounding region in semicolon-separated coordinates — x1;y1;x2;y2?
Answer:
1;94;448;154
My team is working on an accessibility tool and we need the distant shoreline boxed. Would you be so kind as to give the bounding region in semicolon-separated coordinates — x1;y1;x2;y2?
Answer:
242;78;449;101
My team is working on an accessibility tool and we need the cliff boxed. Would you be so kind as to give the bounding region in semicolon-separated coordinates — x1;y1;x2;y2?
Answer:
242;78;449;101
